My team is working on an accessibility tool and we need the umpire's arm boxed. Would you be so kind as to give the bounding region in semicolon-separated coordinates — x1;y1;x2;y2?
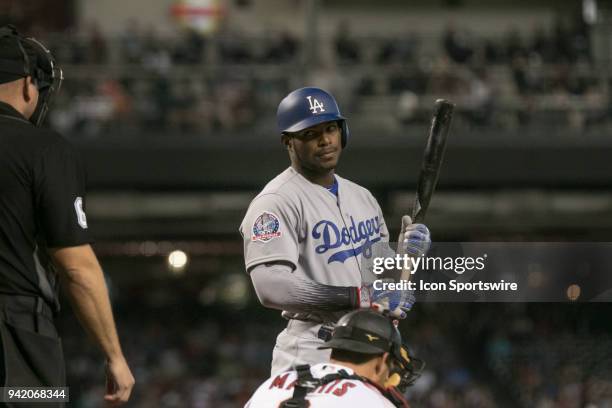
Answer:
50;244;135;405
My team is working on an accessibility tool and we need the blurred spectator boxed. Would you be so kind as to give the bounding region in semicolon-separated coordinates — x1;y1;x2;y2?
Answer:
552;18;573;63
530;25;551;62
218;29;252;64
261;30;299;63
99;78;133;128
335;21;360;64
484;39;501;64
443;23;474;64
215;79;255;131
86;22;108;64
504;27;525;62
168;79;200;132
173;29;206;65
377;33;418;65
462;68;493;126
397;90;420;124
427;56;464;95
120;19;144;64
142;29;173;75
388;64;428;95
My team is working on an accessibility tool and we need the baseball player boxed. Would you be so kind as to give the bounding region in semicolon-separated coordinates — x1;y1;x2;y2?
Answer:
245;309;424;407
239;87;431;374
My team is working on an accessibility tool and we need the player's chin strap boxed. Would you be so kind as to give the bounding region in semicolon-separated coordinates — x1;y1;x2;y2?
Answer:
279;364;410;408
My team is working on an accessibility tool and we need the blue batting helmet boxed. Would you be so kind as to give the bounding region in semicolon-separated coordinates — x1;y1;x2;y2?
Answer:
277;87;350;147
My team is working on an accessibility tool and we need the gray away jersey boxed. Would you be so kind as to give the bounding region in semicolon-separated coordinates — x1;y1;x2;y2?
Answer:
240;167;389;319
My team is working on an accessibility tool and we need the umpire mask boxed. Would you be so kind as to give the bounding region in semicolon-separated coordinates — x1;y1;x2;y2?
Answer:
0;25;63;127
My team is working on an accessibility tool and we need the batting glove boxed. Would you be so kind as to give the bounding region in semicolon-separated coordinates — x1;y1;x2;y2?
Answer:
358;280;416;319
401;217;431;258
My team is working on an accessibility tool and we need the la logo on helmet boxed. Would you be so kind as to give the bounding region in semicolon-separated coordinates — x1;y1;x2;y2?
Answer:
306;96;325;114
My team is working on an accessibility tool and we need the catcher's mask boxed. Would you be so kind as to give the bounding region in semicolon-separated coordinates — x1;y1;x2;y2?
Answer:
0;24;63;126
385;343;425;392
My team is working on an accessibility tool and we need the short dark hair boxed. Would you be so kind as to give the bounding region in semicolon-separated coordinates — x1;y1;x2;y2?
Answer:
330;348;383;365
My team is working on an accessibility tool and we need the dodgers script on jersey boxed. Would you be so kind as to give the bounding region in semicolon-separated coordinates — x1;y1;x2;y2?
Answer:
240;167;389;310
244;363;396;408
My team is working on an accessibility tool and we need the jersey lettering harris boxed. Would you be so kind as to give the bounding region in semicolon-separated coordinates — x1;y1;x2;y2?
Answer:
245;363;395;407
269;371;357;397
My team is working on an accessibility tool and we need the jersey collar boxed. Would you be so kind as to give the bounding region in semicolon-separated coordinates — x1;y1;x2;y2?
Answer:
315;363;390;397
287;167;341;190
314;362;356;375
286;167;344;203
0;101;30;123
326;176;339;197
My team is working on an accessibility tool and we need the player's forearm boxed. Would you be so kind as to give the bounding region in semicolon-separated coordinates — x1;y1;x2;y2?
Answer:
60;265;125;361
250;263;360;313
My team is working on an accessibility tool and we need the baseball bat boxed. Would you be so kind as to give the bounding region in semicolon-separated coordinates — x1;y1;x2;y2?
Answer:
412;99;454;223
397;99;454;280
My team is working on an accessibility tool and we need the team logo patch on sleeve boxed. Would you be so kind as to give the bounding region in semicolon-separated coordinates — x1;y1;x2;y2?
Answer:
74;197;88;229
252;212;282;242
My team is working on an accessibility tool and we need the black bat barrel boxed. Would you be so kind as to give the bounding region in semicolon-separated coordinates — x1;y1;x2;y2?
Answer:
412;99;455;223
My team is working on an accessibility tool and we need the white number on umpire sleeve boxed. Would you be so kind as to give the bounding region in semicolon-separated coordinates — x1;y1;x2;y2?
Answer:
74;197;88;229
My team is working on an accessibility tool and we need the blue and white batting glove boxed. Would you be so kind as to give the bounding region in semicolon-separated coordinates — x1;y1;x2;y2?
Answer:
401;217;431;258
358;280;416;319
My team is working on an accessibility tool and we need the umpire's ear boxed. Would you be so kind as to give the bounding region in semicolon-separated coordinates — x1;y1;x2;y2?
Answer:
22;76;36;102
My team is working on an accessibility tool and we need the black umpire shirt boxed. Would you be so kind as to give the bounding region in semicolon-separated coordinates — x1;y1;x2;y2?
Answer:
0;101;92;310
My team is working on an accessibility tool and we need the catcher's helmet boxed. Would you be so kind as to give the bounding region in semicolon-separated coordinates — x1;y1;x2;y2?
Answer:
319;310;424;390
319;309;401;355
277;87;350;147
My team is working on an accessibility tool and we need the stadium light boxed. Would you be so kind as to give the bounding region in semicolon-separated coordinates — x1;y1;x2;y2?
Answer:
168;250;188;274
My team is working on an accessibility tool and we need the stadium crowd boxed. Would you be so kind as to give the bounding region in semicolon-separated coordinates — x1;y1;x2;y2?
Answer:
483;304;612;408
32;18;610;137
58;287;498;408
57;275;611;408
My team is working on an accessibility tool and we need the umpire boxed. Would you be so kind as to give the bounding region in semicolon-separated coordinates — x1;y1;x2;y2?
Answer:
0;25;134;405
